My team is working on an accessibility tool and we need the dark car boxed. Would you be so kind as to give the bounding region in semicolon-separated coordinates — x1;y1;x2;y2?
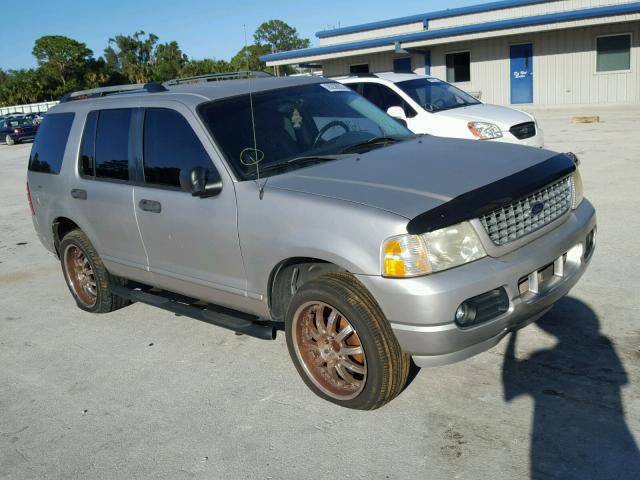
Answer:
1;117;38;145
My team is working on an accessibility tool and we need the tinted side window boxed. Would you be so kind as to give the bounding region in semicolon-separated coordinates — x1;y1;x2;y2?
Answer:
28;112;74;174
361;84;416;118
344;83;362;94
79;111;98;177
143;109;214;188
95;109;133;181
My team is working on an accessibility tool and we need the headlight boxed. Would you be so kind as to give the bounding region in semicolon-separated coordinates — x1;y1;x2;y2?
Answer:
570;168;584;209
382;234;430;277
382;222;487;277
467;121;503;140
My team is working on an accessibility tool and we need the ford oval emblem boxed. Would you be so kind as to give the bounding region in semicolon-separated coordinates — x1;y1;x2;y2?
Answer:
531;202;545;215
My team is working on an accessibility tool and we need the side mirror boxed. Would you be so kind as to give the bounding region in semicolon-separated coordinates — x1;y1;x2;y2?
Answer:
386;106;408;127
179;166;222;198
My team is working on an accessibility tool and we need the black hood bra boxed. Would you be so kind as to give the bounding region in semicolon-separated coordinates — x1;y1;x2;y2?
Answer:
406;153;576;235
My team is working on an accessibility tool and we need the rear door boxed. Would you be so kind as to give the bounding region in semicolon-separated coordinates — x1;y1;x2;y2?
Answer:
132;105;246;306
72;108;152;283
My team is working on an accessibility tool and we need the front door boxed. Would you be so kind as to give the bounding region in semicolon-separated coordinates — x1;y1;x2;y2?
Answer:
133;105;246;306
510;43;533;104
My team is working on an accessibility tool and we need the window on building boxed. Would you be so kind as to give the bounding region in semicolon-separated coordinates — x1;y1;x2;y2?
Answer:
28;113;75;174
393;57;412;73
143;109;215;188
94;109;133;181
445;51;471;83
597;34;631;72
349;64;369;74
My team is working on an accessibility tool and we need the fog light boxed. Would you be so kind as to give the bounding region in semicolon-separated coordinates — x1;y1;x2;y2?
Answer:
455;288;509;327
455;302;477;326
584;228;596;259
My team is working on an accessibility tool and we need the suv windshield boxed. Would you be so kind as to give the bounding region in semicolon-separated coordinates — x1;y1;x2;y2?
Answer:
198;82;414;180
397;78;480;112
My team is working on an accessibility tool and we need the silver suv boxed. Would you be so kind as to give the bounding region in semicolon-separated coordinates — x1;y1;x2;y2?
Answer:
27;73;596;410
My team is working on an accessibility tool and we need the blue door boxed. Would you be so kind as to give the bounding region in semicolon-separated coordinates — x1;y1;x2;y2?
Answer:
510;43;533;104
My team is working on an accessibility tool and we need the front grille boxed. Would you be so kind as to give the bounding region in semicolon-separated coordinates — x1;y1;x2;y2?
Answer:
510;121;536;140
479;176;572;246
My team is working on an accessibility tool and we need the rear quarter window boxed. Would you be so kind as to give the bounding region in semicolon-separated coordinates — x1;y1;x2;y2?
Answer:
28;112;75;174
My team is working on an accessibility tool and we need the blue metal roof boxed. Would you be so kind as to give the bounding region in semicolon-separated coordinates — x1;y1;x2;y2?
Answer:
262;2;640;62
315;0;551;38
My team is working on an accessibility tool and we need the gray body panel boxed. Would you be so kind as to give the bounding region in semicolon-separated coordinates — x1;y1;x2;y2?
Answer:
28;76;596;367
268;136;556;219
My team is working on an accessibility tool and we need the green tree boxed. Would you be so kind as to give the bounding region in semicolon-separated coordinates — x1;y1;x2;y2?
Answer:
0;69;45;106
153;41;188;81
105;31;159;83
179;58;231;77
229;44;271;72
253;19;310;54
32;35;93;93
253;20;310;75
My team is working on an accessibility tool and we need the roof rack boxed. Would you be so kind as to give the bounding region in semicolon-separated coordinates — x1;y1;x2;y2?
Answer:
164;70;272;86
59;83;167;103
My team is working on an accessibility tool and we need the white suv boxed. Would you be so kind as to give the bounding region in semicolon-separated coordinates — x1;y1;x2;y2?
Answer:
338;72;544;148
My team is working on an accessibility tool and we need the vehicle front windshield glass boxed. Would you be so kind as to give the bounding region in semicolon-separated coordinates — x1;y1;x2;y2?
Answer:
198;82;414;180
397;78;480;112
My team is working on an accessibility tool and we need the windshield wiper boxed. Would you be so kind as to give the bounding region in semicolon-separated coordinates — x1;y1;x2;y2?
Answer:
339;136;405;154
248;155;340;178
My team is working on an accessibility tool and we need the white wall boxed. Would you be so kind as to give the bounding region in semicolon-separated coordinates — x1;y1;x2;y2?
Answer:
321;21;640;105
0;101;58;116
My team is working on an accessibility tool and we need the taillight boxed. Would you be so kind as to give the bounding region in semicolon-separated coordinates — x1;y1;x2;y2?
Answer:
14;127;23;134
26;183;35;215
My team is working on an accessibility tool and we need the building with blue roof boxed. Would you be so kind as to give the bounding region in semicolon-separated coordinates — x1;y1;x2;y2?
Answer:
262;0;640;105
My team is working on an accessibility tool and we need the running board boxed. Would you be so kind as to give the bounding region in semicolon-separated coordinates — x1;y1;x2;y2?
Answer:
111;285;277;340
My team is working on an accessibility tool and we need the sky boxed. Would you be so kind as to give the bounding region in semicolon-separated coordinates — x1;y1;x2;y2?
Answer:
0;0;481;70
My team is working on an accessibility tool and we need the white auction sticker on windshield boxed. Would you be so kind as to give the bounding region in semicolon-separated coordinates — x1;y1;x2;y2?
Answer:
320;83;351;92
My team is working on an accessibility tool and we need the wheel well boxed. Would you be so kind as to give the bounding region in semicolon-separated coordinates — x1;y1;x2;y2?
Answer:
52;217;80;256
268;258;346;322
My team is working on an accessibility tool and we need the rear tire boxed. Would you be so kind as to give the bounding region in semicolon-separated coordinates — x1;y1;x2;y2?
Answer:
285;272;410;410
59;229;129;313
5;135;15;146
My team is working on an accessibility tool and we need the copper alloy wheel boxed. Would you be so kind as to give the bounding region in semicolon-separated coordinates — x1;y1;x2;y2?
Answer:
63;244;98;308
292;301;367;400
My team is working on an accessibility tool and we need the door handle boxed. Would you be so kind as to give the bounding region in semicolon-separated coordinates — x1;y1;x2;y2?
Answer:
70;189;87;200
139;199;162;213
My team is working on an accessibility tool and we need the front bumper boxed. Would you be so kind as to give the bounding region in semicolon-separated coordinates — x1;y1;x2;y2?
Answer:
356;199;596;367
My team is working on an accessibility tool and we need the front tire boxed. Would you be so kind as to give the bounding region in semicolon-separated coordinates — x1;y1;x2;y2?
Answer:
59;229;129;313
285;273;410;410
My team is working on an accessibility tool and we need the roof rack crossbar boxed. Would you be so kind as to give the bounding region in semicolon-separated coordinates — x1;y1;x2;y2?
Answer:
60;83;167;103
164;70;272;86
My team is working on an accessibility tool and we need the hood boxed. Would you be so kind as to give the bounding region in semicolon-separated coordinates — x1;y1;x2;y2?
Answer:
267;136;560;220
439;103;533;130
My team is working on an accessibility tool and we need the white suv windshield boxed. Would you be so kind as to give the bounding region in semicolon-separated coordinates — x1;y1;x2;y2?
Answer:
397;78;480;112
198;82;414;180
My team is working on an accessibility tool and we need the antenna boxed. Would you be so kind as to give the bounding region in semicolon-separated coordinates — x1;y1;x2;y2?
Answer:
243;24;265;199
